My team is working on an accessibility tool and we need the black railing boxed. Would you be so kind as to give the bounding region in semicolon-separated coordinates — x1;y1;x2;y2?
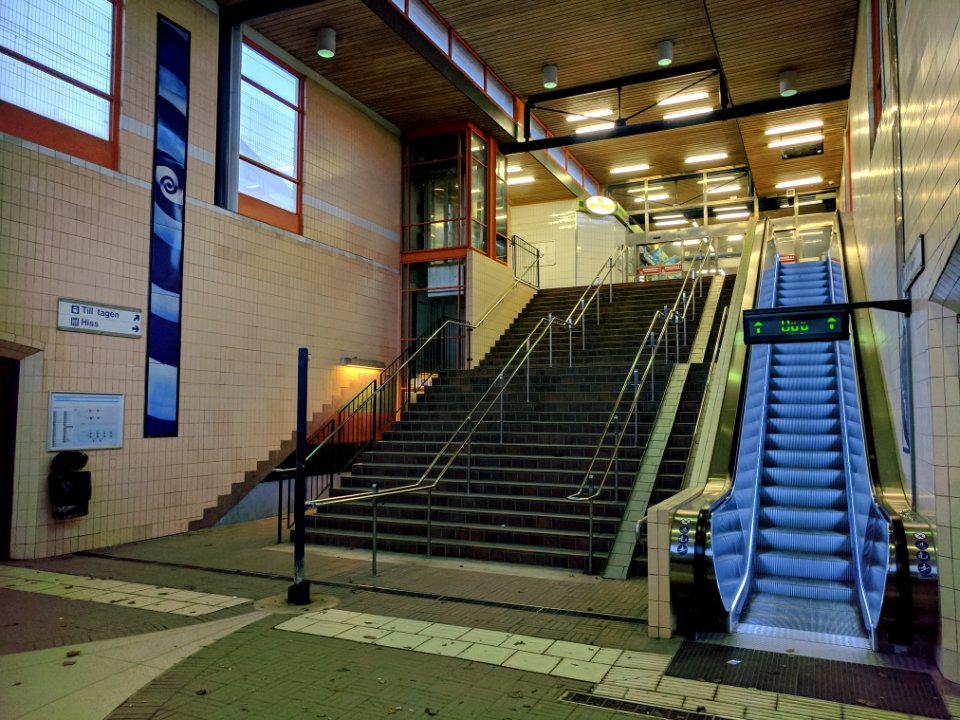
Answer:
511;234;540;287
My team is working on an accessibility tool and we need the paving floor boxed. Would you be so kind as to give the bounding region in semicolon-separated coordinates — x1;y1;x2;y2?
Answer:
0;516;957;720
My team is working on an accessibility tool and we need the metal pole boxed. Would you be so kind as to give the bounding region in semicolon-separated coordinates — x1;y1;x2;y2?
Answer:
632;368;639;446
371;483;378;576
609;257;613;303
581;299;587;349
568;319;573;367
547;314;553;367
288;347;310;605
499;373;505;444
426;487;432;559
675;311;680;361
277;476;283;544
587;476;595;575
682;292;687;345
613;416;620;503
692;277;697;318
466;416;472;494
525;338;531;402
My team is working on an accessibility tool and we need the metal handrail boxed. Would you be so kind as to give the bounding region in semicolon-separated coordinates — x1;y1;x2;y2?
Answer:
473;251;541;328
307;315;558;508
567;239;714;504
564;245;627;326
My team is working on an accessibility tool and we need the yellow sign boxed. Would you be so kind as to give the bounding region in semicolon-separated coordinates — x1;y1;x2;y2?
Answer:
584;195;616;216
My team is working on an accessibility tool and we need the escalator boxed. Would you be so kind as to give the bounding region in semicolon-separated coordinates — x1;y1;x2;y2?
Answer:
670;215;937;651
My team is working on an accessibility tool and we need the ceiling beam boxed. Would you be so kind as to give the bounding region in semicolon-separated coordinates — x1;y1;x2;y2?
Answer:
504;85;849;155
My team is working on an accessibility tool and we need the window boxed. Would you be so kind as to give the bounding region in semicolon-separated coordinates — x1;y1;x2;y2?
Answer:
238;41;302;233
0;0;120;166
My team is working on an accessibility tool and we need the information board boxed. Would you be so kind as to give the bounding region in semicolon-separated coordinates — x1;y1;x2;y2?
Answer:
58;299;142;338
48;393;124;451
743;306;850;345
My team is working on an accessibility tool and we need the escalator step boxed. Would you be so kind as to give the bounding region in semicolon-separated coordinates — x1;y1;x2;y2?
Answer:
757;527;851;554
752;575;856;603
761;486;846;509
767;418;839;435
763;449;843;469
756;550;855;582
760;505;847;530
763;467;844;488
765;432;840;452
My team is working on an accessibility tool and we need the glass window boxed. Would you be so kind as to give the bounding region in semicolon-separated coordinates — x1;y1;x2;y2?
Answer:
238;42;302;231
409;0;448;51
0;0;118;165
470;134;487;253
452;38;484;89
495;151;508;262
405;158;463;251
485;72;513;116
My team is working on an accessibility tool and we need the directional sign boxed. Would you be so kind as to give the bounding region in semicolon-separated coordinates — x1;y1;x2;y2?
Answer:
58;299;142;338
744;305;850;344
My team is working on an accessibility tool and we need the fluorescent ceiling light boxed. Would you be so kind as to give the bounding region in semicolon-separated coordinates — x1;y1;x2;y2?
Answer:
682;239;704;246
576;122;615;134
714;205;747;212
776;176;823;189
655;219;688;227
686;152;728;164
727;234;744;241
653;213;684;220
635;192;670;202
664;106;713;120
610;163;650;175
697;174;737;184
716;211;751;219
658;91;710;106
707;184;741;194
628;185;663;193
768;132;824;148
566;108;613;122
506;165;523;173
781;198;824;208
800;227;830;235
765;119;823;136
507;176;535;185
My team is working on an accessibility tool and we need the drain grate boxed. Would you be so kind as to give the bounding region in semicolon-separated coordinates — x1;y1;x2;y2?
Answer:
665;641;948;719
562;691;737;719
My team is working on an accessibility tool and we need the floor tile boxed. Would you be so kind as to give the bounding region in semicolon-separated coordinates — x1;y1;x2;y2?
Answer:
459;628;511;647
414;637;472;657
502;651;561;674
549;658;611;683
544;640;599;661
336;626;392;643
498;634;555;654
374;632;430;650
458;643;515;665
420;623;471;639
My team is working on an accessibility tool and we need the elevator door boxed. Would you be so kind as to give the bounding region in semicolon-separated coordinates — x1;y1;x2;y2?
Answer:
0;358;18;559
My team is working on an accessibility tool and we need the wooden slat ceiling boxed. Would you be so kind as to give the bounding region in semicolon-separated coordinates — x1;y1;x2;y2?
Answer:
226;0;859;207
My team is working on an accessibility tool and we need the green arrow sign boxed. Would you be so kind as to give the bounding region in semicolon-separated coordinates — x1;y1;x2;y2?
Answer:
827;317;836;330
753;321;763;334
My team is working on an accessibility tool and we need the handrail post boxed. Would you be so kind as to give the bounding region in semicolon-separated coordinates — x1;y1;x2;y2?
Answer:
466;326;473;370
692;276;698;318
288;347;310;605
277;476;284;544
596;292;600;324
613;415;621;503
682;292;688;345
581;299;587;349
587;476;595;575
547;314;553;367
632;368;640;445
567;319;573;367
498;373;505;444
674;310;680;361
371;483;378;576
608;257;613;303
466;416;472;495
426;486;433;559
525;338;531;403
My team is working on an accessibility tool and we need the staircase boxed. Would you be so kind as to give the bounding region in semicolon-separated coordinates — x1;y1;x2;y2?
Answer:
303;280;705;571
738;259;866;639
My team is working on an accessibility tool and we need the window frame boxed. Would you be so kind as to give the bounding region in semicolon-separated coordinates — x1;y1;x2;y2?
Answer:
237;38;304;234
0;0;122;168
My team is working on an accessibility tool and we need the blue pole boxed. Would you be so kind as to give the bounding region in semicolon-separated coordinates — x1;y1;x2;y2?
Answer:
288;347;311;604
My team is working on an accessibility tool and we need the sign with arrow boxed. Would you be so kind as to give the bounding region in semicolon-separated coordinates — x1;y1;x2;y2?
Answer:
58;299;143;339
743;305;850;345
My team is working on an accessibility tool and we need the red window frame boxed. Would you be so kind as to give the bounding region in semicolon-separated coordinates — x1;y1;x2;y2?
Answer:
237;39;304;234
0;0;122;168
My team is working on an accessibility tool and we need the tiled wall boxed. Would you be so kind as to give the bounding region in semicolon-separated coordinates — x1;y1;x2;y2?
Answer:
0;0;401;558
466;252;537;365
848;0;960;680
509;200;578;288
576;214;628;285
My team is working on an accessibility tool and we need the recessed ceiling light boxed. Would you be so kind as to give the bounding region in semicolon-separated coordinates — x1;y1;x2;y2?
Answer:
506;165;523;173
765;119;824;135
655;218;688;227
697;174;737;184
653;213;684;220
781;198;824;208
658;91;710;106
506;176;536;185
716;211;751;219
776;176;823;188
727;234;744;241
627;185;664;193
664;106;713;120
685;152;728;164
576;122;616;134
707;184;741;194
634;193;670;202
682;239;705;246
715;205;748;212
610;163;650;175
565;108;613;122
768;132;824;148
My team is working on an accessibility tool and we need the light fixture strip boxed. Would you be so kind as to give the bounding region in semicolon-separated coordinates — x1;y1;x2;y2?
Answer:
610;163;650;175
565;108;613;122
575;122;616;135
767;132;824;148
664;106;714;120
655;218;688;227
685;152;728;164
657;91;710;106
775;176;823;189
506;176;536;185
765;119;824;136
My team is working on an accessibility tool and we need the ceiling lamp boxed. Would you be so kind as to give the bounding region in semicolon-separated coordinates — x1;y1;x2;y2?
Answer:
635;193;670;202
653;213;684;220
542;64;558;89
768;132;824;148
658;91;709;106
707;184;741;194
506;176;535;185
565;109;613;122
628;184;663;193
716;210;751;220
776;176;822;189
685;152;728;164
664;106;713;120
610;163;650;175
765;119;823;135
779;69;798;97
506;164;523;173
576;122;615;134
697;174;737;184
657;39;673;67
316;27;336;59
655;219;688;227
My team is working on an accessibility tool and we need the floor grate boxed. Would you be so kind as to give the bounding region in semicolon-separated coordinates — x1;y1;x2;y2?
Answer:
561;691;737;719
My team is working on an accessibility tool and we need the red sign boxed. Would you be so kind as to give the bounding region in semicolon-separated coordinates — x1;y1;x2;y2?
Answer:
640;266;662;275
780;254;797;264
661;264;683;273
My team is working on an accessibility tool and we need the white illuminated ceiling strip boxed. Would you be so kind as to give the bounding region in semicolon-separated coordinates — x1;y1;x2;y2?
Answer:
566;108;613;122
655;219;688;227
576;122;615;134
653;213;684;220
697;174;737;184
610;163;650;175
716;211;751;219
776;176;822;189
765;119;824;135
628;185;664;193
686;152;728;164
506;165;523;173
635;192;670;202
658;91;709;106
506;176;535;185
707;184;741;194
664;106;713;120
768;132;824;148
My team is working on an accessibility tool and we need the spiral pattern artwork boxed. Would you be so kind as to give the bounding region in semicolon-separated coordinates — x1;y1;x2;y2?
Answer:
145;16;190;438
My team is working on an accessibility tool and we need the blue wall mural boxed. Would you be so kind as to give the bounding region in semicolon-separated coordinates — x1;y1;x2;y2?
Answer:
145;16;190;437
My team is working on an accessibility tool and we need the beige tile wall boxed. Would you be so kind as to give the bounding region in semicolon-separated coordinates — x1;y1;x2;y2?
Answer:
0;0;401;558
848;0;960;680
466;252;537;366
509;200;578;289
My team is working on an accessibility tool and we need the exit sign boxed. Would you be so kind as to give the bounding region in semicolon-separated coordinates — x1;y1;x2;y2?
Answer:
743;306;850;344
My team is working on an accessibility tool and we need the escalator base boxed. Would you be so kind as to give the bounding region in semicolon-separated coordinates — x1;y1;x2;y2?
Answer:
665;641;948;718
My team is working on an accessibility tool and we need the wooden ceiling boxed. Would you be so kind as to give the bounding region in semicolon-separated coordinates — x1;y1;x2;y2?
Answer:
232;0;859;208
